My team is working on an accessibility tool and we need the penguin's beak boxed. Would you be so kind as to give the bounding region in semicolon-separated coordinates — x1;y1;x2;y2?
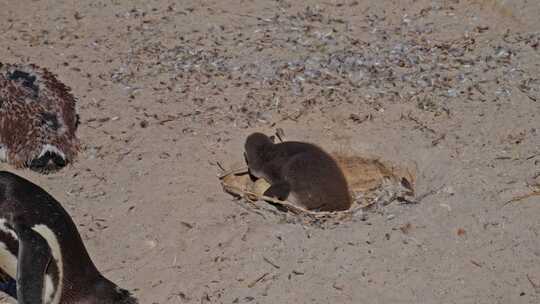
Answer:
28;151;67;173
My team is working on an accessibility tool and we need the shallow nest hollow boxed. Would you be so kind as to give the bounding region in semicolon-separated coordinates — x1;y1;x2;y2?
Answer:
220;153;417;226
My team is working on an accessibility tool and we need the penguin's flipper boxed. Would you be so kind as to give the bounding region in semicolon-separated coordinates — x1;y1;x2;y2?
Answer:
0;278;17;299
16;224;52;304
263;180;291;201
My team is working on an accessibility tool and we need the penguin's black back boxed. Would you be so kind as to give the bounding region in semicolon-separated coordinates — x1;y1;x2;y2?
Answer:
0;171;100;293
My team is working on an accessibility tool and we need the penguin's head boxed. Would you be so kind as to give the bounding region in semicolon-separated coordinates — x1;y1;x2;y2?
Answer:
27;145;68;173
0;63;80;173
244;132;274;176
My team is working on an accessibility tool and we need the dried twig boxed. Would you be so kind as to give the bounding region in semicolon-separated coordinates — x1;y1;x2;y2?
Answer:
278;109;303;123
404;112;437;135
470;260;482;268
215;161;227;172
218;166;249;179
263;256;281;269
248;273;269;288
504;191;540;206
527;274;540;291
222;181;366;220
275;128;286;142
411;184;445;203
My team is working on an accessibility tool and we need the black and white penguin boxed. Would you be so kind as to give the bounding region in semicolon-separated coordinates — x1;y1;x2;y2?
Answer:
244;132;352;212
0;171;137;304
0;63;80;173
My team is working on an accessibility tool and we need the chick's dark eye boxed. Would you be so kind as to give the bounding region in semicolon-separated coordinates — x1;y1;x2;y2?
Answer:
40;112;60;130
8;70;39;95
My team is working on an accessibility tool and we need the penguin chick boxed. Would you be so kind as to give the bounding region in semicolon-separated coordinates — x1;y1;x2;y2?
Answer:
244;132;351;211
0;171;137;304
0;63;80;173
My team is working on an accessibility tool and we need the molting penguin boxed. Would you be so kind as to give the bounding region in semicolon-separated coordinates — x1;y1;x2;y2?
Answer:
0;171;137;303
244;132;352;212
0;63;80;173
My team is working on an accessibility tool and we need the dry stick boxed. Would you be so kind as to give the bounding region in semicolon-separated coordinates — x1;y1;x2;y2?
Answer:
263;256;281;269
222;177;319;219
275;109;303;123
470;260;482;268
223;182;316;215
518;87;537;102
504;191;540;206
222;181;365;218
525;153;540;160
245;187;316;215
527;274;540;290
232;198;270;219
405;112;437;135
248;273;269;288
215;161;227;172
413;184;446;203
275;128;286;143
218;166;249;179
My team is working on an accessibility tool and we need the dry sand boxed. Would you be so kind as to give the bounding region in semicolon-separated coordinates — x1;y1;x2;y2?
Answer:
1;0;539;303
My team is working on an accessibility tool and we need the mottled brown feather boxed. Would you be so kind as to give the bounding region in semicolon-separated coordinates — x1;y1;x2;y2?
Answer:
0;63;79;169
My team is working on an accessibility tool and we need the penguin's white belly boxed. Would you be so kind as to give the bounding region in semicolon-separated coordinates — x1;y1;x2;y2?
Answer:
0;242;17;279
0;243;57;304
0;220;63;304
0;145;7;163
0;219;18;278
32;224;63;304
